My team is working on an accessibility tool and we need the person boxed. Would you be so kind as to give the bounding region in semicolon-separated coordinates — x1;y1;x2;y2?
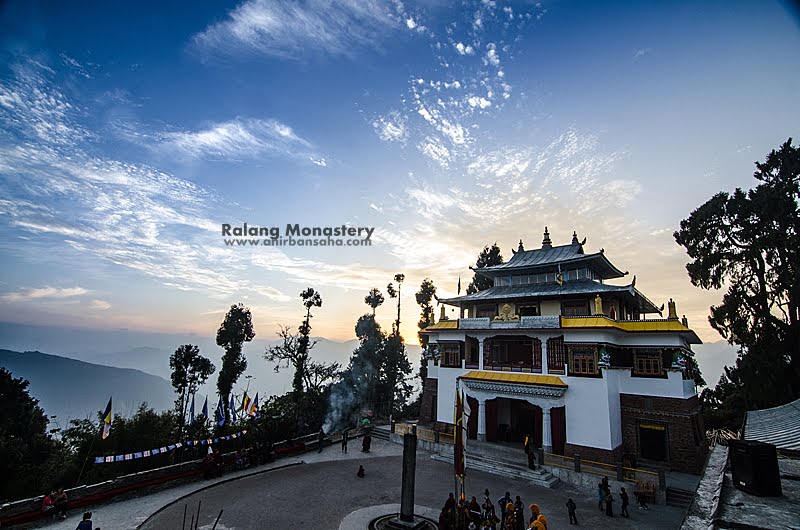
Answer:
76;511;93;530
601;476;610;493
620;487;630;518
318;427;326;453
341;429;349;454
566;498;578;525
41;491;56;518
481;497;498;530
513;496;524;530
635;490;649;510
357;464;365;478
53;487;68;519
524;434;536;470
468;496;482;525
439;507;451;530
596;483;605;511
362;431;372;452
535;514;547;529
528;503;540;525
497;492;511;530
444;492;456;512
503;502;515;530
604;491;614;517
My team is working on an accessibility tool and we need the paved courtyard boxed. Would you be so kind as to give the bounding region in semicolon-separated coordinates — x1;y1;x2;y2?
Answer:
27;439;685;529
139;443;686;529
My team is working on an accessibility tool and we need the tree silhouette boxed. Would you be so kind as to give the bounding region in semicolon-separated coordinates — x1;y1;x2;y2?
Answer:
415;278;437;381
169;344;215;439
364;287;385;315
466;243;503;294
216;303;255;423
387;273;405;333
675;138;800;428
295;288;322;395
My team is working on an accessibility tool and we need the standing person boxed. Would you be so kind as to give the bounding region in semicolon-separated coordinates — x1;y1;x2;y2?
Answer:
317;427;326;453
597;483;605;511
566;498;578;525
481;497;498;530
524;434;536;469
53;488;68;519
341;429;349;454
497;492;511;529
620;487;630;518
513;497;524;530
362;431;372;452
468;496;482;525
605;491;614;517
503;503;515;530
76;511;93;530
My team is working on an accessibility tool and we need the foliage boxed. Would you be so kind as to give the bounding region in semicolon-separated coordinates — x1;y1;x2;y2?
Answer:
0;368;63;501
415;278;437;381
264;325;340;395
675;138;800;429
295;288;323;395
466;243;503;294
387;273;405;333
169;344;215;437
364;287;385;315
216;303;255;422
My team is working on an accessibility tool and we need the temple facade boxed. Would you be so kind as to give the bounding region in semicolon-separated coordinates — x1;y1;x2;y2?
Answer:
419;228;708;474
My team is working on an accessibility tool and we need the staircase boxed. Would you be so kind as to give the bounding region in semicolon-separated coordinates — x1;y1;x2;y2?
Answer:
665;487;694;509
371;426;392;442
431;441;559;488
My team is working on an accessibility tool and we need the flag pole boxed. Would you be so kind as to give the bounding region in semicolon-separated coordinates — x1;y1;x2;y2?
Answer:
74;432;98;487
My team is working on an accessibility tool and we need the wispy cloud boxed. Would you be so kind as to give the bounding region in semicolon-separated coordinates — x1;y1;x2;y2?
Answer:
158;118;319;162
632;48;652;62
193;0;401;60
2;286;89;302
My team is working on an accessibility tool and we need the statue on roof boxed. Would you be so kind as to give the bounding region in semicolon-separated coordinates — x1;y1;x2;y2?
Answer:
667;298;678;320
512;239;524;255
594;294;603;316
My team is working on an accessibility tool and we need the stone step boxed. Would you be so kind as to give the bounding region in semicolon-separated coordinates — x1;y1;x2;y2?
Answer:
665;487;694;509
371;428;392;441
431;452;560;489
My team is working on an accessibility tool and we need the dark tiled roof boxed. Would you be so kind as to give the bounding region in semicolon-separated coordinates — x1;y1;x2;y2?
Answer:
744;398;800;452
440;280;660;314
477;244;626;279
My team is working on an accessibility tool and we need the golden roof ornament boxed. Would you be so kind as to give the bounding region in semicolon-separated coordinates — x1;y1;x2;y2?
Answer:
667;298;678;320
594;294;603;316
440;304;448;321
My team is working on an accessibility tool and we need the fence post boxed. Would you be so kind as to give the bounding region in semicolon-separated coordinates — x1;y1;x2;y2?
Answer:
658;470;666;491
574;454;581;473
616;461;624;481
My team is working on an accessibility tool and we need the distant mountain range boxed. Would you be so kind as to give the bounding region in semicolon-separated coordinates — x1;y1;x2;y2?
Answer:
0;322;424;420
0;349;176;424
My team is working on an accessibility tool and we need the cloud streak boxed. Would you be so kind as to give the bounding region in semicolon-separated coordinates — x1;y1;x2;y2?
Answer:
2;286;89;302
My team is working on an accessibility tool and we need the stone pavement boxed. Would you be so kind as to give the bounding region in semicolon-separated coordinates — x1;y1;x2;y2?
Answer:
28;438;404;530
139;440;687;530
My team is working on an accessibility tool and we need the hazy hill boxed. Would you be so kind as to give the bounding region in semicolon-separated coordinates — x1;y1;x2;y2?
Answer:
0;349;175;424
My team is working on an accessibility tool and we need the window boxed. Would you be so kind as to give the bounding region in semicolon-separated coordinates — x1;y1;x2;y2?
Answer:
562;300;589;316
516;304;540;317
547;336;566;374
571;349;597;375
634;352;662;376
476;305;497;318
440;343;461;368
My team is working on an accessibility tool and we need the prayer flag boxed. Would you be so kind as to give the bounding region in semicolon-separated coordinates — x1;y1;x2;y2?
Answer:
101;397;113;439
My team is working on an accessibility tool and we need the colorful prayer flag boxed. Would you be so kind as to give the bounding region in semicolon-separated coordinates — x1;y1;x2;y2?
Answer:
215;396;226;426
101;397;113;439
189;394;195;424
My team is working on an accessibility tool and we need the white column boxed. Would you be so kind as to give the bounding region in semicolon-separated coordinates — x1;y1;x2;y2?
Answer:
541;338;549;374
477;400;487;441
478;338;485;371
542;406;552;452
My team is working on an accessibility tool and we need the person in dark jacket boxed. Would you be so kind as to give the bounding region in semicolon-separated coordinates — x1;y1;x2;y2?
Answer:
362;431;372;452
341;429;349;453
566;498;578;525
317;427;326;453
76;511;93;530
620;487;630;518
497;492;512;529
605;492;614;517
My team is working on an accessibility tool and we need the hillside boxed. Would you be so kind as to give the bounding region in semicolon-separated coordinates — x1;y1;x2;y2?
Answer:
0;349;176;424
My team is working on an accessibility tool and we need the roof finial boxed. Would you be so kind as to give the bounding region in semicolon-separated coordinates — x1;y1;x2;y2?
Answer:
518;239;524;252
542;226;552;249
571;231;579;245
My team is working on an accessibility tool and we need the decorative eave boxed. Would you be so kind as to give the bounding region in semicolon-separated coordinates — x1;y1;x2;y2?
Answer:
474;251;626;280
460;371;567;399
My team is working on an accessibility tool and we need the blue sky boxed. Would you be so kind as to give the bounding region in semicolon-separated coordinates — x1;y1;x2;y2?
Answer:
0;0;798;349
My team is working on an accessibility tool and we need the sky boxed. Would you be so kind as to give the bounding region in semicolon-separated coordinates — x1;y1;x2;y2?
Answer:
0;0;799;352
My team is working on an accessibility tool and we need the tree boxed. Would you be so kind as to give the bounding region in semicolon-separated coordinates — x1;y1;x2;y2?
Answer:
466;243;503;294
295;288;323;395
365;287;385;316
675;138;800;429
0;368;62;500
415;278;438;381
264;325;340;395
169;344;215;438
387;273;405;333
216;303;255;423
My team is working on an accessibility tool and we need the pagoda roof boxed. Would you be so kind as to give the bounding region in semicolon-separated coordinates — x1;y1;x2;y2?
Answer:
440;279;660;314
475;243;626;280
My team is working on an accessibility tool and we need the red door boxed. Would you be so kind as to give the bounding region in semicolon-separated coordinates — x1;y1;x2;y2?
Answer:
467;396;478;439
550;406;567;455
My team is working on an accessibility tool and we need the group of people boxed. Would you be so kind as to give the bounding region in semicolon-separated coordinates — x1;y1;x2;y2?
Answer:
438;490;550;530
596;476;631;518
41;488;68;520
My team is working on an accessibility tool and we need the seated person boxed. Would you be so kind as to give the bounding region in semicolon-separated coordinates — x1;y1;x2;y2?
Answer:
41;491;56;518
53;488;68;519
